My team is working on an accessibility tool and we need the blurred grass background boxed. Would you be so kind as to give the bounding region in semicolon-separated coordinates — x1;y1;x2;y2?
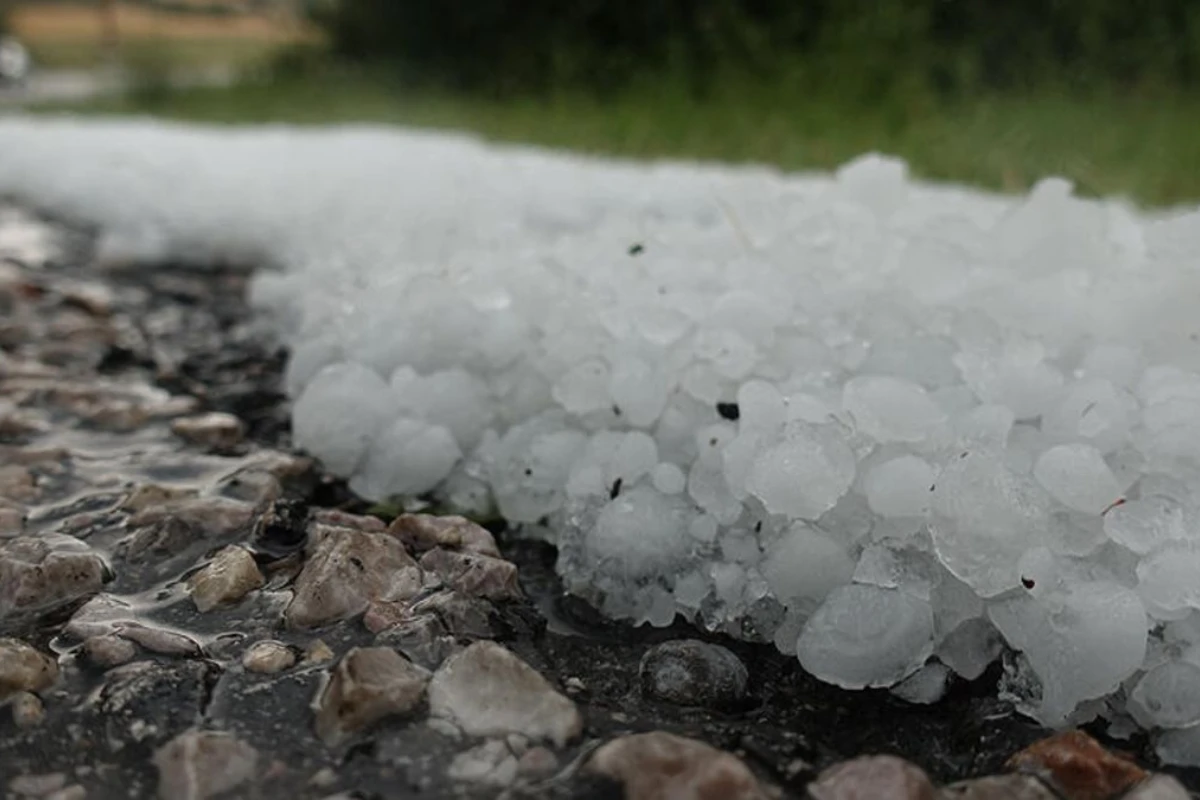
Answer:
4;0;1200;206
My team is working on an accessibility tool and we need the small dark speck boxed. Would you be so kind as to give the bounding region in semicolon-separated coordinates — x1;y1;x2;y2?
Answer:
716;402;740;421
612;404;622;416
929;484;936;492
628;243;645;256
524;468;533;476
754;520;762;533
959;451;969;459
537;515;550;527
349;556;365;571
610;478;623;500
1021;576;1036;589
709;437;719;447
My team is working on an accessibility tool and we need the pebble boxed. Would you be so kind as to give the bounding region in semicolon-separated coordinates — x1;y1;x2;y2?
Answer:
938;774;1059;799
314;646;430;746
0;503;25;534
808;755;936;800
418;548;523;602
312;508;385;532
0;638;59;698
1122;775;1192;799
188;545;264;612
285;524;423;629
170;412;245;450
0;463;38;503
586;731;775;800
446;739;520;787
153;729;259;800
242;640;296;674
427;641;581;747
304;639;335;664
113;622;201;657
126;495;254;544
10;691;45;728
8;773;66;797
639;639;749;708
0;534;109;621
1006;730;1147;800
387;513;501;558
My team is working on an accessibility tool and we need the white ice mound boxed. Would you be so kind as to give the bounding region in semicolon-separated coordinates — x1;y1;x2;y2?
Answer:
3;117;1200;748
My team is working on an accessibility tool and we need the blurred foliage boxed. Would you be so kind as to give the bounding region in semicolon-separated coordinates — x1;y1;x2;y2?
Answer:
309;0;1200;99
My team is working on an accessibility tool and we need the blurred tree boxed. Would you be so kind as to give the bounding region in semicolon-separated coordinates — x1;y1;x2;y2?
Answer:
307;0;1200;97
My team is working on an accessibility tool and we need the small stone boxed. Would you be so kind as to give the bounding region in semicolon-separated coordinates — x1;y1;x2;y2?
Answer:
153;729;258;800
808;756;936;800
312;508;385;532
639;639;748;708
418;548;522;601
1122;775;1192;799
170;412;245;450
586;731;774;800
115;622;200;657
122;484;196;513
517;746;559;779
0;534;108;621
0;464;38;503
126;496;254;544
81;633;136;668
428;641;581;747
242;640;296;674
388;513;501;558
188;546;264;612
314;646;430;746
304;640;335;664
309;767;338;788
8;772;66;797
0;503;25;535
0;638;59;699
938;774;1059;799
10;690;44;728
285;524;423;629
1006;730;1147;800
46;786;86;800
447;739;520;787
564;676;586;694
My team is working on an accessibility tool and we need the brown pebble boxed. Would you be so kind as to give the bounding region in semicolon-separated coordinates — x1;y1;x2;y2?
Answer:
314;647;430;746
1006;730;1147;800
285;524;422;629
0;638;59;699
170;412;245;450
418;549;522;602
242;640;296;674
387;513;501;558
809;755;936;800
587;731;775;800
83;633;138;667
304;640;335;664
188;546;264;612
10;690;45;728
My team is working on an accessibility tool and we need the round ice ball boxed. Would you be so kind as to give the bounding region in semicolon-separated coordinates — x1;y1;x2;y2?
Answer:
292;361;392;476
796;584;935;689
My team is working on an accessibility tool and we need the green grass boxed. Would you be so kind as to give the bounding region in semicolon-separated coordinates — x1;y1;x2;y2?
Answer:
44;69;1200;207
